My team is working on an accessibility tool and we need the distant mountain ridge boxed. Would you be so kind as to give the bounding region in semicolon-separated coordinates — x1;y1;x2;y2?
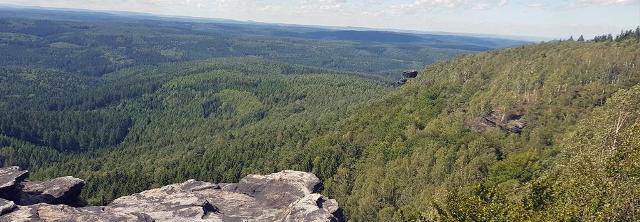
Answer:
0;6;529;50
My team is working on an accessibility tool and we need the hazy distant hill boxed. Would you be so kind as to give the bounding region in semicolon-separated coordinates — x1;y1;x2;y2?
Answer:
0;8;484;80
272;30;527;51
0;7;527;49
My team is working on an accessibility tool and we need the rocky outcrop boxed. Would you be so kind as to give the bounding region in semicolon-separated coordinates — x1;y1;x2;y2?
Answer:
0;167;343;222
17;176;85;206
396;70;419;86
0;199;16;215
468;110;527;134
1;204;153;221
283;194;342;222
402;70;419;78
0;166;28;196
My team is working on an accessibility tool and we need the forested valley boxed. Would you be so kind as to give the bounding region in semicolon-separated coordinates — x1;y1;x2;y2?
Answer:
1;7;640;222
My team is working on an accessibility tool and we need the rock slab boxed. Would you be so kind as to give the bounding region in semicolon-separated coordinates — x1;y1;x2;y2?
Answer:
0;167;343;222
0;166;28;193
17;176;85;206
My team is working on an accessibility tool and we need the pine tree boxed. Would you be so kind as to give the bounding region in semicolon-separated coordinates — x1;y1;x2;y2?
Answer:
568;36;574;41
577;35;584;42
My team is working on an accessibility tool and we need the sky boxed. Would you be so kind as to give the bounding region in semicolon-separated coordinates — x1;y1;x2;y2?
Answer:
1;0;639;39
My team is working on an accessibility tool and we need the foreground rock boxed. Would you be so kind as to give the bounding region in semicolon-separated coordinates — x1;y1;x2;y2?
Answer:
1;204;153;221
0;198;16;215
17;176;85;206
0;167;343;221
0;166;28;196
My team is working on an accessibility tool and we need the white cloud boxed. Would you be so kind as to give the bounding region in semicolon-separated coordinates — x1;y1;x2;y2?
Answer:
522;0;639;10
0;0;637;38
526;2;545;8
387;0;511;14
574;0;639;5
299;0;348;11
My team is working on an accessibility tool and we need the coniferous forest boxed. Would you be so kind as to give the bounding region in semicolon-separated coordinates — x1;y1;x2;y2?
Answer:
1;7;640;222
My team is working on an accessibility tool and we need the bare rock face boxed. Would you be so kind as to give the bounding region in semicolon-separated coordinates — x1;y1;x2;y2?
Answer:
0;167;343;222
468;110;527;134
1;204;153;221
17;176;85;206
107;171;341;221
107;180;219;221
0;198;16;216
0;166;29;199
224;170;322;208
284;194;343;222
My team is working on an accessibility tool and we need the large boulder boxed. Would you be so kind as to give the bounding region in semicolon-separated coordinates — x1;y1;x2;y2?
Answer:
223;170;322;208
397;70;420;86
0;166;28;191
17;176;85;206
402;70;419;78
0;166;29;201
0;198;16;216
468;110;527;134
284;194;343;222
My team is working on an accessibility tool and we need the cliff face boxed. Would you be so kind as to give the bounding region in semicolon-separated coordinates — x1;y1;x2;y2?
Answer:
0;167;343;222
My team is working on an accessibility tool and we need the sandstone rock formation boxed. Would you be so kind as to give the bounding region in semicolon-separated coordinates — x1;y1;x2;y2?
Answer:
17;176;85;206
468;110;527;134
0;166;28;192
0;199;15;216
0;167;343;222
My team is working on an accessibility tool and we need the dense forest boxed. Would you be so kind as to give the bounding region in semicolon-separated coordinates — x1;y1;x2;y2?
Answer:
1;7;640;222
311;38;640;221
1;58;390;204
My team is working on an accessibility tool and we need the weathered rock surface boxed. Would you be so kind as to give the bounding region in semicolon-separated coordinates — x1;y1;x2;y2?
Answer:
468;110;527;134
0;167;343;222
1;204;153;221
0;198;16;216
0;166;28;195
284;194;343;222
17;176;85;206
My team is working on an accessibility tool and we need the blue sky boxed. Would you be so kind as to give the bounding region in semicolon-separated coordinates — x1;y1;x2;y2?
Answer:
1;0;639;39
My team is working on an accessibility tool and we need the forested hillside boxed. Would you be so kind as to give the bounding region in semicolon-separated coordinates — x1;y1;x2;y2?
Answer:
2;36;637;221
0;57;390;204
305;39;640;221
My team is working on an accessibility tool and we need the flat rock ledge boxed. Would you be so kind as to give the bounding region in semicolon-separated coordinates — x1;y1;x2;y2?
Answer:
0;167;343;222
